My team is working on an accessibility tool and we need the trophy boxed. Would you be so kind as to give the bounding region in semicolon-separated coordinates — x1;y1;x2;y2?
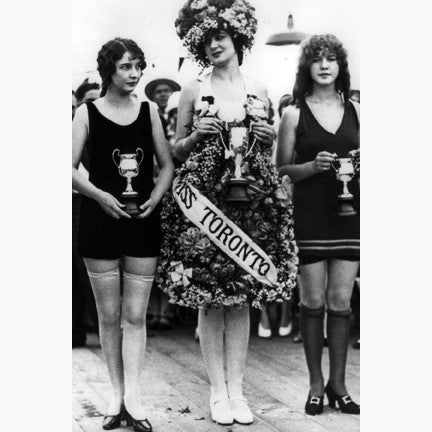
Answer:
112;147;144;216
331;156;357;216
226;125;250;203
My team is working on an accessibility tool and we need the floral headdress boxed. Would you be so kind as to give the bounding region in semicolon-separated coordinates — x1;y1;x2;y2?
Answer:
175;0;258;67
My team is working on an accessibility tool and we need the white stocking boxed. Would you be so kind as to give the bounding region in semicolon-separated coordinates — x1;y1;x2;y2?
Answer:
225;305;250;399
198;308;227;399
87;269;123;414
121;271;153;417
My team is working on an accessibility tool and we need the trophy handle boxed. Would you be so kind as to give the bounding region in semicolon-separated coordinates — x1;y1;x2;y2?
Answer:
331;158;340;172
136;147;144;166
112;149;120;167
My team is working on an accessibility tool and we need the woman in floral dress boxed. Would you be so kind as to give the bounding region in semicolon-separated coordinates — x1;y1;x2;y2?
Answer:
157;0;298;425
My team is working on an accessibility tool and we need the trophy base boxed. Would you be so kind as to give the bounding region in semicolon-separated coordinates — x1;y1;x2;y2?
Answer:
121;193;141;217
336;196;357;217
226;178;250;204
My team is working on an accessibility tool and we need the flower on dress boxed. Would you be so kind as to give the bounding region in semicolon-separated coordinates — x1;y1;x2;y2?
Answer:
170;261;193;287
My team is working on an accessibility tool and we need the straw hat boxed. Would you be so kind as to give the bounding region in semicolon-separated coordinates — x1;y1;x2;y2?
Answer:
144;78;180;100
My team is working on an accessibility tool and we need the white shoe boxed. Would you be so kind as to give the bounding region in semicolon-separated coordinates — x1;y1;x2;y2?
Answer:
258;322;272;338
230;397;254;425
278;321;293;337
209;396;234;425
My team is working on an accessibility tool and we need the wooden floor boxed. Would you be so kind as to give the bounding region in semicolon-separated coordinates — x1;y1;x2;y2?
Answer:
72;325;360;432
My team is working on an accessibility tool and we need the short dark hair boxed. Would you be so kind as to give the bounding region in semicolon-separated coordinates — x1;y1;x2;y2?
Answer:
97;38;146;97
196;28;246;66
293;34;351;106
75;78;100;103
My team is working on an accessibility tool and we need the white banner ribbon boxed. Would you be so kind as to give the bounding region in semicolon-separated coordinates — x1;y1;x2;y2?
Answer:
172;177;278;288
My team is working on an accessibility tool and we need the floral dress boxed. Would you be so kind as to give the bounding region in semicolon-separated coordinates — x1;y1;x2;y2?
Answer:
157;72;298;310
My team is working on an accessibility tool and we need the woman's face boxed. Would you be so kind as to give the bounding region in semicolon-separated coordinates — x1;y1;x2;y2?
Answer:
110;51;143;93
204;30;237;66
309;51;340;86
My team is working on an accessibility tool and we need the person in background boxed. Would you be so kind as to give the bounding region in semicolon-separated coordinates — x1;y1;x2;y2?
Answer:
75;78;101;106
349;88;360;350
145;77;181;139
72;86;99;348
72;91;78;120
349;89;360;103
147;86;182;331
277;34;360;416
257;94;294;339
73;37;174;431
166;91;180;148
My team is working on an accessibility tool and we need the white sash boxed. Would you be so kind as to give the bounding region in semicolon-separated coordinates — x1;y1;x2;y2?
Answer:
172;177;279;288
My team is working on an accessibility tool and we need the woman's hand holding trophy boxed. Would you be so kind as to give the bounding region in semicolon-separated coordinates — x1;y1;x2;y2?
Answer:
313;151;337;172
330;150;359;216
96;190;131;219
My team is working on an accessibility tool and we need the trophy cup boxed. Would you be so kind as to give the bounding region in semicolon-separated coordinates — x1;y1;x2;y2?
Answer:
226;126;250;203
331;157;357;216
112;148;144;216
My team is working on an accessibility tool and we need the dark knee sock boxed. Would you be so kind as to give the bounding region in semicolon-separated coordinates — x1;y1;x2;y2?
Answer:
299;304;325;389
327;308;352;393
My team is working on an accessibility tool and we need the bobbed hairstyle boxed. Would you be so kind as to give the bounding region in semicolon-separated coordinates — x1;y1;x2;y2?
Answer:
199;28;246;66
293;34;351;106
97;38;146;97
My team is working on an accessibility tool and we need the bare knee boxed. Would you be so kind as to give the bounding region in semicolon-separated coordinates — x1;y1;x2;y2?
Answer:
326;288;351;311
300;291;326;309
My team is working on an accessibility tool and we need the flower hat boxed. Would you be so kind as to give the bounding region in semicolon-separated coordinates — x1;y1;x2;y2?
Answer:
175;0;258;67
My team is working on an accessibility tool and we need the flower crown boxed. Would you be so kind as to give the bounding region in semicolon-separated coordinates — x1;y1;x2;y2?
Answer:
175;0;258;67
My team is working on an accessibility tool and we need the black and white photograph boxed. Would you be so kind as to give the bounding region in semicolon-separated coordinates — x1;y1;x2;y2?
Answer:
6;0;432;431
71;1;361;431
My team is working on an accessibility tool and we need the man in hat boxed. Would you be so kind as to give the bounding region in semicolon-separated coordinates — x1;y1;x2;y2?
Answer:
145;78;181;138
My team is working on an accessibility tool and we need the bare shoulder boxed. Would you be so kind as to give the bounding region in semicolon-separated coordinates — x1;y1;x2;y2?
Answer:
148;100;159;115
281;105;300;127
73;103;89;126
182;78;200;99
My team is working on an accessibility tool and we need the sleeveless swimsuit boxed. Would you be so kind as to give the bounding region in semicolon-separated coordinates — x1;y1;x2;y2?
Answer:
78;101;161;259
293;99;360;264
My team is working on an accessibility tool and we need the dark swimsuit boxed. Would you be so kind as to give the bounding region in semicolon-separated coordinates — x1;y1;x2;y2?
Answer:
293;100;360;265
78;102;161;259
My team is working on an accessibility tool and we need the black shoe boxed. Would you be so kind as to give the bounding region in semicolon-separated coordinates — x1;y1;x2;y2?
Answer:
102;405;124;430
325;383;360;414
123;408;152;432
305;393;324;415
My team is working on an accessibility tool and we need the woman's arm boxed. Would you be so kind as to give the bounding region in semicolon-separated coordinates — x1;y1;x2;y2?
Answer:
250;80;275;147
173;79;224;161
137;102;175;218
72;104;130;219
